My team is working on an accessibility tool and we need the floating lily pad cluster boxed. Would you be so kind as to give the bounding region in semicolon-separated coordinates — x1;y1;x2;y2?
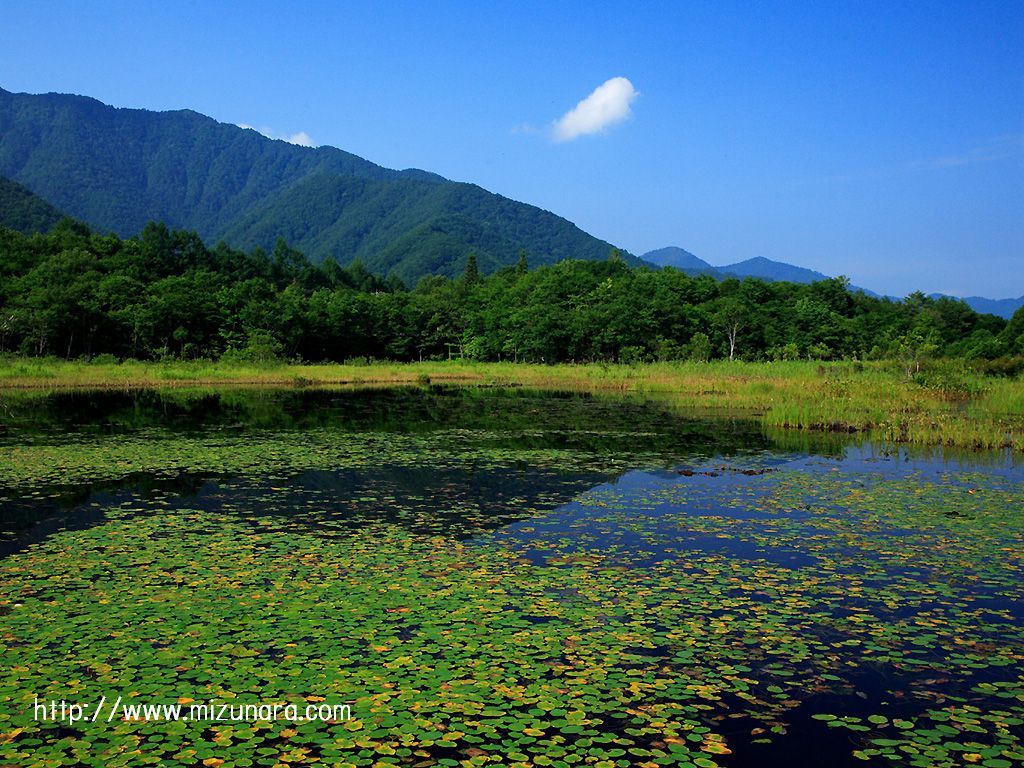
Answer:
0;390;1022;767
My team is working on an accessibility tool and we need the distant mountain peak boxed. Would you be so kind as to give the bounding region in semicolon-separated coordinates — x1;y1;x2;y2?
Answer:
641;248;834;284
720;256;832;284
640;247;715;274
930;293;1024;320
643;245;1021;318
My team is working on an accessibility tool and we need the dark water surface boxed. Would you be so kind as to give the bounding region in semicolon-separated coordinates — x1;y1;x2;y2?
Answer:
0;387;789;552
1;387;1021;768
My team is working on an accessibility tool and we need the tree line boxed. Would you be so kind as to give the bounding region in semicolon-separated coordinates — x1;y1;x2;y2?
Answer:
1;219;1021;367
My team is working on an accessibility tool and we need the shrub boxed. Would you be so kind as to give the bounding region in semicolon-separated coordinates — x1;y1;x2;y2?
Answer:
220;330;283;367
913;362;986;397
969;355;1024;378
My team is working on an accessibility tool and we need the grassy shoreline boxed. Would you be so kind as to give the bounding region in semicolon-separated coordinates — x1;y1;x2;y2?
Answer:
1;357;1022;451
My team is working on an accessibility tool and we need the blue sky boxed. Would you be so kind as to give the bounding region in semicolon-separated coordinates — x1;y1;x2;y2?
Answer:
2;0;1022;297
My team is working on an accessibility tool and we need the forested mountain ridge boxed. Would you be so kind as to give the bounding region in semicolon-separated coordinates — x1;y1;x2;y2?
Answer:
0;87;633;283
0;175;64;234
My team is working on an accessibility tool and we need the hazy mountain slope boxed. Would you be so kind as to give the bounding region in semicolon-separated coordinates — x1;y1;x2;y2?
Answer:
642;247;893;297
718;256;832;284
642;249;838;283
0;174;64;234
647;246;1023;313
930;294;1024;320
0;87;629;279
642;246;717;274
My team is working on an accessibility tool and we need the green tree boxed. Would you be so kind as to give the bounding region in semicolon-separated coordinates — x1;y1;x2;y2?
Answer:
137;270;222;357
688;332;712;362
713;296;747;361
889;329;941;378
0;216;1011;366
464;252;480;284
998;306;1024;355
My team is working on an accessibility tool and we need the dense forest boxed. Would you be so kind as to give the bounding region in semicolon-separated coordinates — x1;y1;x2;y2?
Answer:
1;219;1021;367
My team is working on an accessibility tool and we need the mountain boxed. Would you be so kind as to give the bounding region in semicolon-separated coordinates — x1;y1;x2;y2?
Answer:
718;256;833;285
644;247;1024;317
642;250;836;284
716;257;887;297
642;249;856;287
640;246;716;274
930;294;1024;321
0;174;64;234
0;87;635;283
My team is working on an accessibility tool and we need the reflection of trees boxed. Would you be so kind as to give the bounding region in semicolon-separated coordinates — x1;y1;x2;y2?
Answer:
3;387;775;458
251;464;612;540
0;388;796;553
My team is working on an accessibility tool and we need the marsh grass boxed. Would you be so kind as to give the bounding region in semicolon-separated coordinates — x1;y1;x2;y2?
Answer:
0;356;1020;451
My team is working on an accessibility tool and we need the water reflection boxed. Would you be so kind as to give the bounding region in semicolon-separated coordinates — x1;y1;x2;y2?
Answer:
1;386;1019;557
0;386;777;552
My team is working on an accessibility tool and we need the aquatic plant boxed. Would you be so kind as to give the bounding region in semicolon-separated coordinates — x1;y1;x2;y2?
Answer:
0;394;1021;765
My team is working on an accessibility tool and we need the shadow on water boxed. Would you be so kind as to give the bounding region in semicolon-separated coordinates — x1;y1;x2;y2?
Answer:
3;385;1019;554
0;386;786;553
0;472;212;557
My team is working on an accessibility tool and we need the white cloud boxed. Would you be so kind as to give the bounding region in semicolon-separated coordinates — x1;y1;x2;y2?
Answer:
237;123;316;147
909;134;1023;170
285;131;315;147
552;77;638;142
510;122;540;135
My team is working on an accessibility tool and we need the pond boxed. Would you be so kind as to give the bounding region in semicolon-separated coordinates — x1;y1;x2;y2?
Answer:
1;387;1022;767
